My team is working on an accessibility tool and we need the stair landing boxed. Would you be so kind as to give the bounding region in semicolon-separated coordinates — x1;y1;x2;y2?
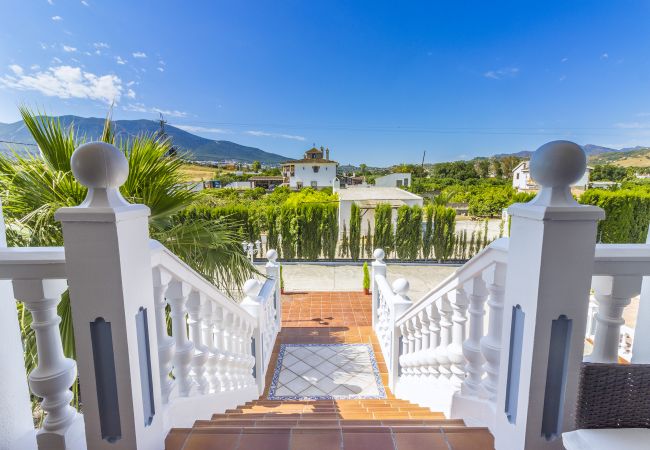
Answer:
166;292;495;449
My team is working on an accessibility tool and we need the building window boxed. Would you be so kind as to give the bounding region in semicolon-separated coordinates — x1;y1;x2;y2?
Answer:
396;180;402;187
297;182;303;189
311;181;318;188
313;166;320;173
516;173;519;179
404;178;409;187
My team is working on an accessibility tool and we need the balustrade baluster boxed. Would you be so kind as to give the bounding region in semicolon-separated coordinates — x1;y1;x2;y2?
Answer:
424;303;441;379
187;291;209;394
480;263;506;401
417;309;430;380
13;279;82;448
588;275;642;363
202;301;220;393
153;267;175;403
398;322;410;378
213;306;228;391
167;280;195;397
221;311;235;390
448;288;469;388
436;294;453;379
411;316;422;378
462;274;489;397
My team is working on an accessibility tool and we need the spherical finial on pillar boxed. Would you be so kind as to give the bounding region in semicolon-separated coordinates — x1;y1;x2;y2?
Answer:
70;141;131;208
392;278;410;296
243;279;261;298
529;140;586;206
373;248;385;262
71;142;129;189
266;249;278;262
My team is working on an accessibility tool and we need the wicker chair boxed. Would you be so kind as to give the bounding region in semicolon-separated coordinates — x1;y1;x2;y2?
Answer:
575;362;650;429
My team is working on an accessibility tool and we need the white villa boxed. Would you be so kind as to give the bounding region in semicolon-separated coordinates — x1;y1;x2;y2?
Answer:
374;172;412;188
281;146;338;190
335;185;423;235
2;140;650;450
512;160;591;191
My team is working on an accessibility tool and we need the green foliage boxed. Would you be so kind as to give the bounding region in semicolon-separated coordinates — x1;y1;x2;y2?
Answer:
339;224;350;258
395;205;422;260
590;164;629;182
374;203;394;255
321;204;339;260
579;188;650;243
432;206;456;262
251;160;261;172
349;202;362;260
431;161;479;181
422;204;434;259
363;262;370;290
364;219;373;258
280;264;285;291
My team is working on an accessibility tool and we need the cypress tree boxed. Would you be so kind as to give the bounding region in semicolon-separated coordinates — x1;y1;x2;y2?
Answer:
349;202;362;260
364;219;373;258
374;203;394;256
422;204;434;260
339;224;350;258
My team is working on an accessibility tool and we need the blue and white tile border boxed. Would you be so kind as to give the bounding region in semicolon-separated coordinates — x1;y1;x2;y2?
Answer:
267;343;387;400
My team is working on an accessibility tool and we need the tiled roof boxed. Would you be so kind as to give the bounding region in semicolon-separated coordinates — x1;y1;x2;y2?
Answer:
282;158;338;164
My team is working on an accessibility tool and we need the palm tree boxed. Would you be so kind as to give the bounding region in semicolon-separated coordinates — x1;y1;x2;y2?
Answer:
1;107;255;414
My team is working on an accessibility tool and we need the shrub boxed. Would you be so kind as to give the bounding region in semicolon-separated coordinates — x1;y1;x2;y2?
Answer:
363;262;370;291
579;189;650;243
374;203;394;255
433;206;456;261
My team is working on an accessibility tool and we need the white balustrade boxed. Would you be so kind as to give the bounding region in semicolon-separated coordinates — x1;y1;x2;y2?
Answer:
153;267;175;404
187;291;210;394
167;280;196;397
448;288;468;388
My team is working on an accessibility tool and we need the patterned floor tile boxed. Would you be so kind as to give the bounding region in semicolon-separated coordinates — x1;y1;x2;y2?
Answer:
268;343;386;400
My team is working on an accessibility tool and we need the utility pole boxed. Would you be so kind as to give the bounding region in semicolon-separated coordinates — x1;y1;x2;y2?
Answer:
421;150;426;168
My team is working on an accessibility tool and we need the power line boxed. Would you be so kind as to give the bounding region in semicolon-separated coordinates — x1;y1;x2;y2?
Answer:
0;139;37;146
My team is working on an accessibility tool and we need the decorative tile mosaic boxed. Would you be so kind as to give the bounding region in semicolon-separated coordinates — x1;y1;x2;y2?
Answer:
268;343;386;400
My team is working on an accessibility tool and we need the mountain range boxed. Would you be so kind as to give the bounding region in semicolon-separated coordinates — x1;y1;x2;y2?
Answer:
1;115;649;167
0;116;290;164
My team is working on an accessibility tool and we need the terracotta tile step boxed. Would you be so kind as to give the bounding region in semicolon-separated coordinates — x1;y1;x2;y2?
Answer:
166;426;495;450
196;419;466;428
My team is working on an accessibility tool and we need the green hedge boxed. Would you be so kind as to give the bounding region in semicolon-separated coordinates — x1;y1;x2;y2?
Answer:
579;189;650;243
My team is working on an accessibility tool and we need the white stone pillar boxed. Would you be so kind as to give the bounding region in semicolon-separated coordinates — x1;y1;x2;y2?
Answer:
632;224;650;363
372;249;386;330
14;279;85;450
55;142;163;450
480;262;507;401
0;198;38;450
587;275;641;363
493;141;604;450
390;278;412;389
462;275;489;396
265;249;281;330
201;301;220;393
436;294;453;379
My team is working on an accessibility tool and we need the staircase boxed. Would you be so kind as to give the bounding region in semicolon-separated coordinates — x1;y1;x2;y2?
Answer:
164;292;494;450
166;397;494;449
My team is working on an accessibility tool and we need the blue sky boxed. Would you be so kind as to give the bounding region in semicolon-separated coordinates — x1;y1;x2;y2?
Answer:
2;1;650;165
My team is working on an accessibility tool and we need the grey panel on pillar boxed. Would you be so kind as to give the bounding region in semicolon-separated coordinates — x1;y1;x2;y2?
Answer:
90;317;121;443
251;337;257;378
136;307;155;426
505;305;525;424
541;315;573;441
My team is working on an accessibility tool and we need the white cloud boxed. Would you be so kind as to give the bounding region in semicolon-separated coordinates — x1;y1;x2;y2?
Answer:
559;75;567;82
601;53;609;59
93;42;109;49
132;51;147;58
0;65;123;104
561;57;568;63
115;56;127;65
484;67;520;80
30;64;40;70
51;57;62;64
176;125;230;134
9;64;23;75
126;88;136;98
157;67;164;72
63;45;77;52
51;15;62;21
123;103;187;117
47;0;54;4
613;122;650;129
126;80;136;87
246;130;306;141
81;0;89;5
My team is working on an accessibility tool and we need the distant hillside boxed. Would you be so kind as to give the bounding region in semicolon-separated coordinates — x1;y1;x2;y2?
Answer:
0;115;290;164
589;147;650;167
495;144;620;160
